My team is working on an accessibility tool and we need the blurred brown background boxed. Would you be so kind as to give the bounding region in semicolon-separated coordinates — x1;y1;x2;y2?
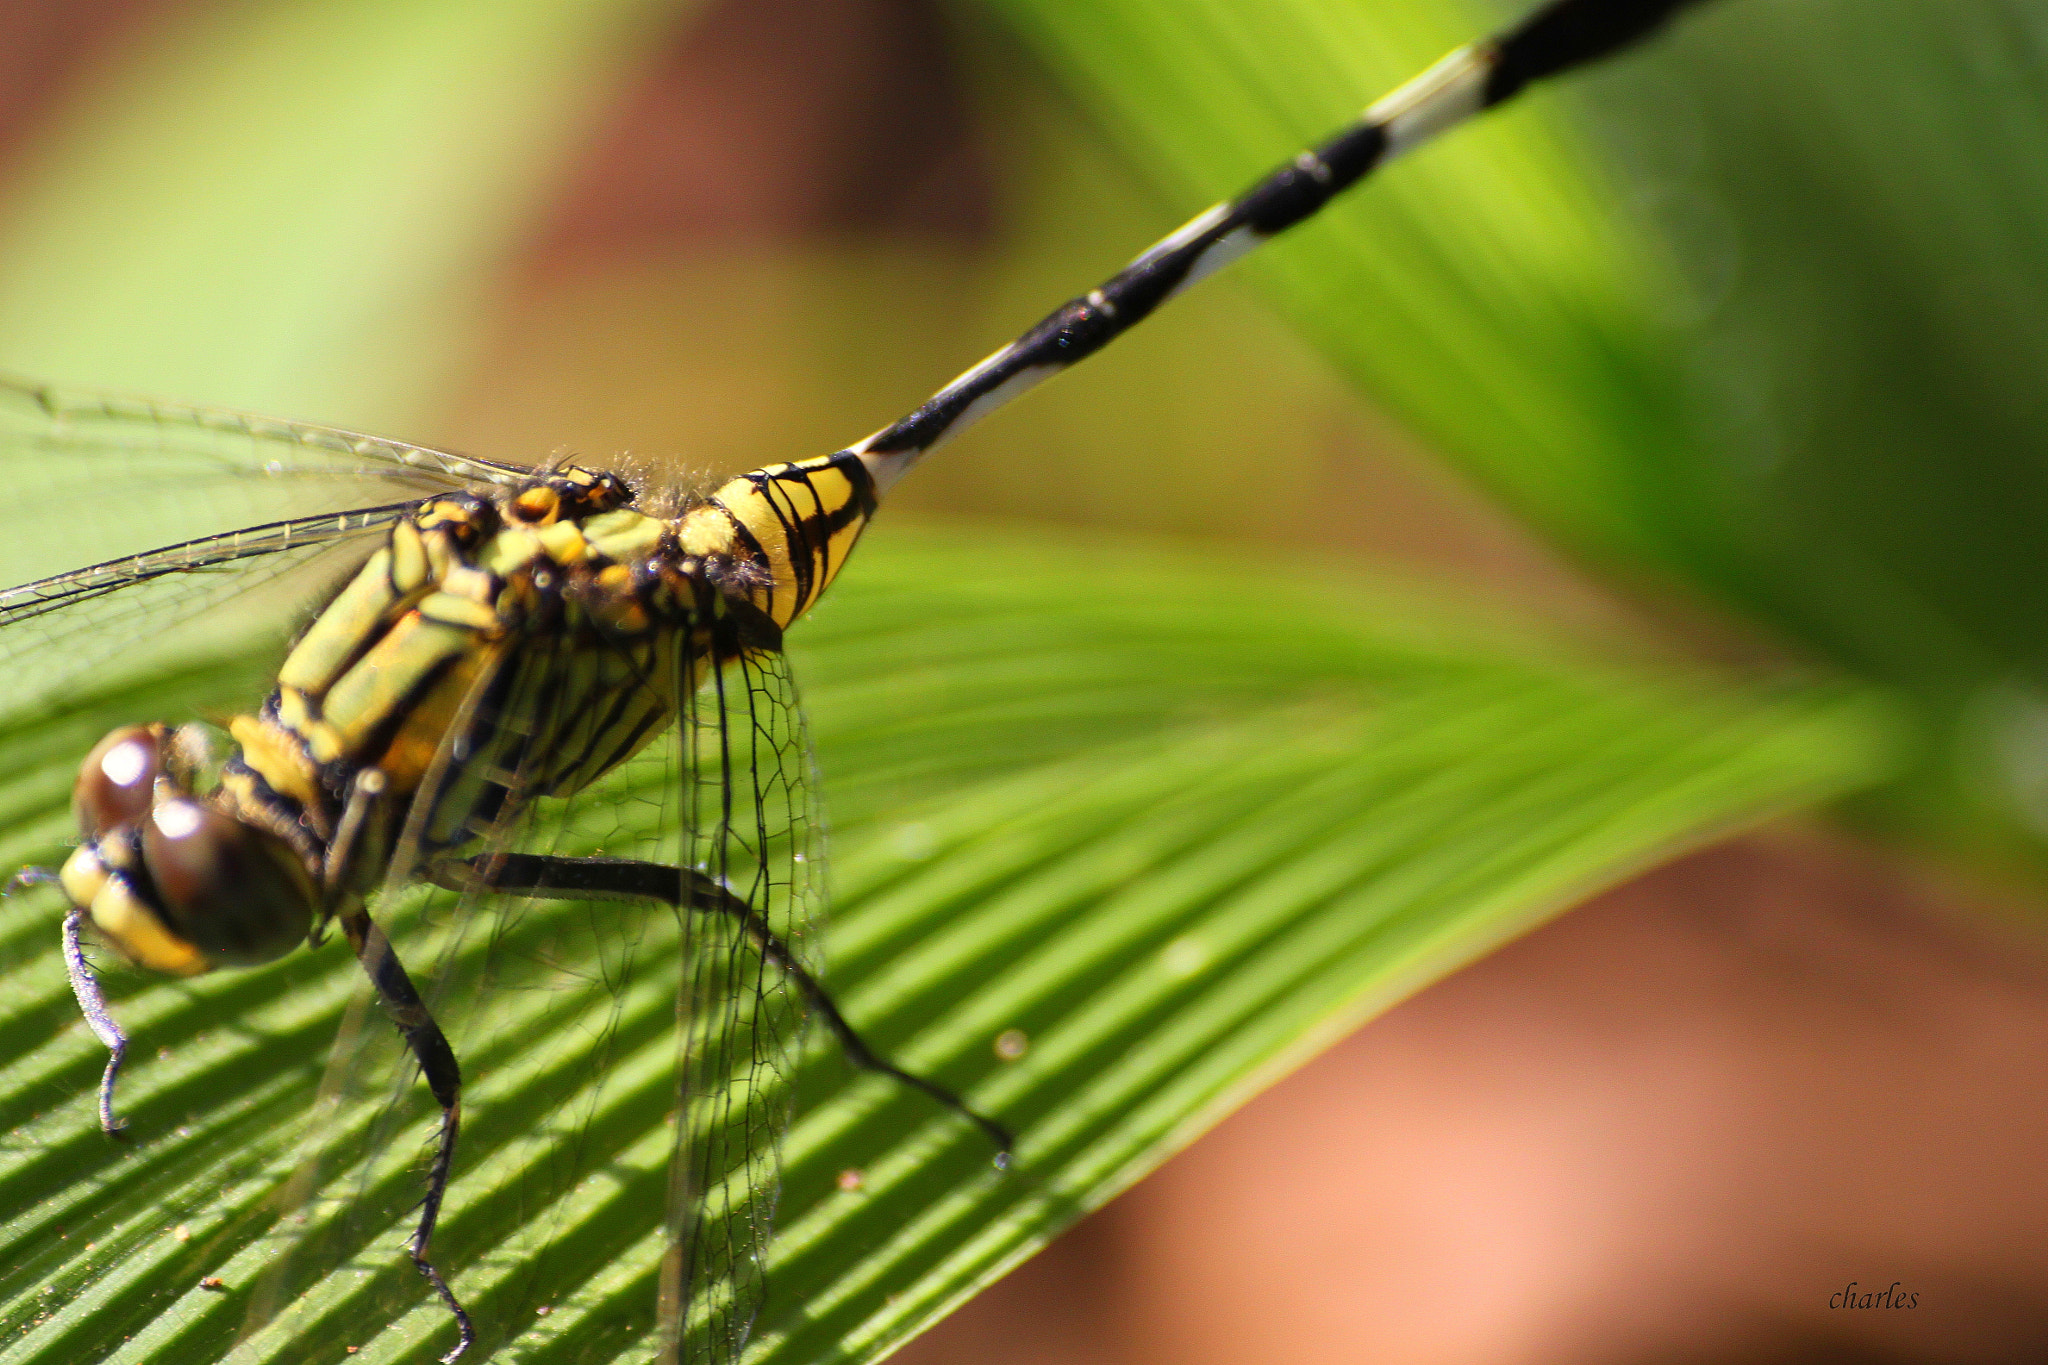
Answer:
4;0;2046;1361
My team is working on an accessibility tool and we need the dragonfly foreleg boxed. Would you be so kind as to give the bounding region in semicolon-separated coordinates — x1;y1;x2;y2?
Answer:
315;768;391;941
337;904;476;1364
61;904;128;1135
5;867;128;1134
446;852;1016;1163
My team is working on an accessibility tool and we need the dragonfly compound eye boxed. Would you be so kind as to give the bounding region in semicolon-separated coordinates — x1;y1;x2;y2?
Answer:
73;723;167;840
139;799;316;968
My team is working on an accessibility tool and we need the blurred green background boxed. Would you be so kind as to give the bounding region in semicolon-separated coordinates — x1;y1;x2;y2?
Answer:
0;0;2042;1361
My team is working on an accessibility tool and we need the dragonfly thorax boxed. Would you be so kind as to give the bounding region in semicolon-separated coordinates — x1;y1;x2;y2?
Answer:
230;472;746;892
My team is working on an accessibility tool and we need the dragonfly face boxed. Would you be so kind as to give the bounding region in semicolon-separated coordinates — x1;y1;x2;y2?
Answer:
62;721;315;976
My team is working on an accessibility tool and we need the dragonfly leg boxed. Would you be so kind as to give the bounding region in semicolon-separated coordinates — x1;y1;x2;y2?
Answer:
448;852;1015;1162
337;905;476;1363
6;869;125;1130
60;905;129;1135
314;768;391;944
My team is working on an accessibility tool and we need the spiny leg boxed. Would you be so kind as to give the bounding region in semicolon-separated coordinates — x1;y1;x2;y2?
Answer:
445;852;1015;1162
338;905;475;1364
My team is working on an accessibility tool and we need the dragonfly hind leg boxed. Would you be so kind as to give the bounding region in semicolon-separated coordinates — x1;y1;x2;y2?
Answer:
448;852;1015;1163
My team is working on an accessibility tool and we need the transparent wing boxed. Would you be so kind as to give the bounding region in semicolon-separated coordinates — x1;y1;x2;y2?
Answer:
0;376;536;715
0;376;533;588
249;608;819;1363
670;637;820;1363
0;511;400;718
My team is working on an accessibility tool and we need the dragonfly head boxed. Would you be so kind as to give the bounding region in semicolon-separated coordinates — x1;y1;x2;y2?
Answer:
60;724;316;976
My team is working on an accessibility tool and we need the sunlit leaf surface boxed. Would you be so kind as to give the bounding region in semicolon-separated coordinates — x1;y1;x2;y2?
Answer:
0;524;1894;1362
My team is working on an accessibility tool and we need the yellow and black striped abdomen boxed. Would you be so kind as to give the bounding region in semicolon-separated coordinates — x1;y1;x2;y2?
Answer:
689;451;878;630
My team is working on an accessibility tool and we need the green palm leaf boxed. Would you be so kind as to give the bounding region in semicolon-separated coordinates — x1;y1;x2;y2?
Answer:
0;525;1896;1361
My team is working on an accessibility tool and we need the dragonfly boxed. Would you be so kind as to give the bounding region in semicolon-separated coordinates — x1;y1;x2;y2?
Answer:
3;0;1706;1359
